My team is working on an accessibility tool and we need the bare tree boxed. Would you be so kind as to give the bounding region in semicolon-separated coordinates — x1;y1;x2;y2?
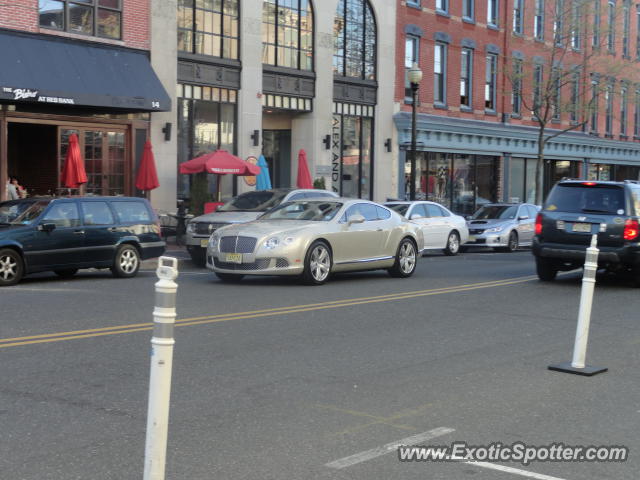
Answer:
503;0;633;204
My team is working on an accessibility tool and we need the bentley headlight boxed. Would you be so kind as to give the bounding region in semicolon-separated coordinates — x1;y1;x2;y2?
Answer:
186;222;195;233
264;237;280;249
485;225;504;233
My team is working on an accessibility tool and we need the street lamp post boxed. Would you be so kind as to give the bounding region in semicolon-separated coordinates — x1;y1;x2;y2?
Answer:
407;63;423;201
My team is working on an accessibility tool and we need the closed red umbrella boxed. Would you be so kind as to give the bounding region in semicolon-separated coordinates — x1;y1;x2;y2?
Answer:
61;133;87;189
296;149;313;189
135;140;160;192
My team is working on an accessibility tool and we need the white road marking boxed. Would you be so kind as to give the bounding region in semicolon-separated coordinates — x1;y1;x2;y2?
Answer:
325;427;454;469
453;457;568;480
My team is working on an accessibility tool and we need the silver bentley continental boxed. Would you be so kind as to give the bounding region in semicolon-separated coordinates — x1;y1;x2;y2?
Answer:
206;198;424;285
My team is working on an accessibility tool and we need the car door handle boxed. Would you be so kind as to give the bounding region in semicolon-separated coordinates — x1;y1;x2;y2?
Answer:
73;230;85;235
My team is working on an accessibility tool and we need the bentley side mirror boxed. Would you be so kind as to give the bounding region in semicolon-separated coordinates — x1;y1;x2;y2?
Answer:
347;214;365;225
38;223;56;232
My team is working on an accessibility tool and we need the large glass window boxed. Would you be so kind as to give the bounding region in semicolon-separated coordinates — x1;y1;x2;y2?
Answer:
594;0;601;47
39;0;121;39
177;84;237;199
509;158;538;203
590;78;599;132
571;0;582;49
178;0;239;59
262;0;314;70
333;0;377;80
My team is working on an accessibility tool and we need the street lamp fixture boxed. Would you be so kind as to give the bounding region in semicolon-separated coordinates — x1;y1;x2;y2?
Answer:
408;63;422;201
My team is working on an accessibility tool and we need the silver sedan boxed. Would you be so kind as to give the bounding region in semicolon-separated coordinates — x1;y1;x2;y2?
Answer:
206;198;424;285
384;201;469;255
465;203;539;251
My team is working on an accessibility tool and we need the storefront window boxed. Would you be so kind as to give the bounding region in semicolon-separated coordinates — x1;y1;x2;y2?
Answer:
588;163;612;180
177;84;237;199
615;165;640;181
408;153;498;214
331;103;374;199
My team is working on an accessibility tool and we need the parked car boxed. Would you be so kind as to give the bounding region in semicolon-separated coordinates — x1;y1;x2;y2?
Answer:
384;201;468;255
533;180;640;283
185;188;338;266
0;196;165;286
465;203;539;251
206;198;424;285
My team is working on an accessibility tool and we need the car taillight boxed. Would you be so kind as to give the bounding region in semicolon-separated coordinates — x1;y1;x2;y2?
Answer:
623;219;639;241
535;213;543;235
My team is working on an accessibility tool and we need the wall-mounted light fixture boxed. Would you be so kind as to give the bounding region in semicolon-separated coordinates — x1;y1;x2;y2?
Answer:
384;138;392;152
162;122;172;141
250;130;260;146
322;134;331;150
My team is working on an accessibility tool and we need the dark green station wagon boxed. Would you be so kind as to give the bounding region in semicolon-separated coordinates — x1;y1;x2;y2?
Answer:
0;196;165;286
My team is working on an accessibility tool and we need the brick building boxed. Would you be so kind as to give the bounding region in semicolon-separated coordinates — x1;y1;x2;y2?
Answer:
393;0;640;214
0;1;169;201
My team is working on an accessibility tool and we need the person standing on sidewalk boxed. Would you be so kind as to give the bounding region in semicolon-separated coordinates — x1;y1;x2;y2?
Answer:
6;177;19;200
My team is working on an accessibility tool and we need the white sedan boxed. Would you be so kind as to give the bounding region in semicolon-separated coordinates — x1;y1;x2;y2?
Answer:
384;201;469;255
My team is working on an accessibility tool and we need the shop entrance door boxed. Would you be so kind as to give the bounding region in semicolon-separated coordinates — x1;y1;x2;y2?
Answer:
59;128;127;196
262;130;291;188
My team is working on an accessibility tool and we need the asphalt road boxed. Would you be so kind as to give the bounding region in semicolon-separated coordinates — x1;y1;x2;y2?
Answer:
1;248;638;480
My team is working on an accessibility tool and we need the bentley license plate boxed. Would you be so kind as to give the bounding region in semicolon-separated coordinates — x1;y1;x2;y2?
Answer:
225;253;243;264
200;239;208;248
572;222;591;233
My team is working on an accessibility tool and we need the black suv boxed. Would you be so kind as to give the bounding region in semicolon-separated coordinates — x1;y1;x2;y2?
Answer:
0;196;165;286
532;180;640;283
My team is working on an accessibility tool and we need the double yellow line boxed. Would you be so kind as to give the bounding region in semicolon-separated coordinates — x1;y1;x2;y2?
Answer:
0;275;536;349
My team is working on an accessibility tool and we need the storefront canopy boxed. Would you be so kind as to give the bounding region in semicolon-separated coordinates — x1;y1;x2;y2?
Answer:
0;30;170;112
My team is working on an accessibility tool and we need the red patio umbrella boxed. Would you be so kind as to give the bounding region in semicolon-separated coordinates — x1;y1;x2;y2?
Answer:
179;150;260;200
296;149;313;189
61;133;88;190
135;140;160;192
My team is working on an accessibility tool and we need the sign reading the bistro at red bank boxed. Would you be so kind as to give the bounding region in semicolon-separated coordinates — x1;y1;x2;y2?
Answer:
3;87;75;105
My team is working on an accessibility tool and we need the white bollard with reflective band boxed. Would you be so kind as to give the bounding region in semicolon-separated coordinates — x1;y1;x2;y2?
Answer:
549;235;607;376
143;257;179;480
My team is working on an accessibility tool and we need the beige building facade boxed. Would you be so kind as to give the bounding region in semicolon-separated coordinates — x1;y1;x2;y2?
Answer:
150;0;398;213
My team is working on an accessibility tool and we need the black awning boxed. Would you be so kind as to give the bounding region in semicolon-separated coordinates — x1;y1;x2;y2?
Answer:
0;30;171;112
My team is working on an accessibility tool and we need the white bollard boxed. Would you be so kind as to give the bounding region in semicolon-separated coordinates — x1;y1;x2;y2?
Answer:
143;257;179;480
549;234;607;376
